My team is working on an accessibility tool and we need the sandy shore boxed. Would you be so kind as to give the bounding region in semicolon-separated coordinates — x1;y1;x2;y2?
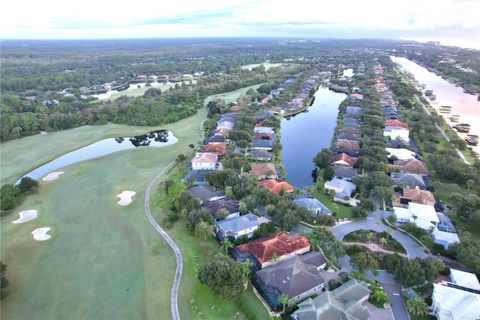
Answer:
13;210;38;224
42;171;65;181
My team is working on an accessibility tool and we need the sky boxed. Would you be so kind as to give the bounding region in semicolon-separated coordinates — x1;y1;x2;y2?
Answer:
1;0;480;44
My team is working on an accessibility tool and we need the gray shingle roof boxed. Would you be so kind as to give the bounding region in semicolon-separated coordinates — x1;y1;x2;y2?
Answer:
214;213;259;234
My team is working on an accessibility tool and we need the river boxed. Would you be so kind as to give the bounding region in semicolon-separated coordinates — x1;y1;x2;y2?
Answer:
280;87;346;187
391;56;480;155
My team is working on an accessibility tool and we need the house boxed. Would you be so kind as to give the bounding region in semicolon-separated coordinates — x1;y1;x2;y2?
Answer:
324;178;359;206
394;159;429;175
252;139;274;150
331;153;358;167
257;179;294;194
187;185;225;204
182;170;214;184
292;279;372;320
290;194;332;216
345;106;362;115
340;127;361;135
335;139;360;150
351;93;364;100
202;143;227;156
203;198;240;220
248;149;272;161
191;152;219;171
254;132;276;141
337;132;358;141
384;126;410;142
214;213;260;241
385;119;409;129
231;232;310;269
431;283;480;320
393;202;439;230
252;252;327;310
205;134;226;144
332;165;358;180
386;148;416;160
449;269;480;291
394;187;436;207
391;172;428;189
432;229;460;249
250;163;278;180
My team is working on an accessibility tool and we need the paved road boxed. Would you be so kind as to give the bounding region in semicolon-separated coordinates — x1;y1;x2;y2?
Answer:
144;162;183;320
331;211;428;259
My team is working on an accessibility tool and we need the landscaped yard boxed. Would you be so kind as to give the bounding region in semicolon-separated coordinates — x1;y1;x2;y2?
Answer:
204;83;264;106
344;229;407;254
306;187;354;219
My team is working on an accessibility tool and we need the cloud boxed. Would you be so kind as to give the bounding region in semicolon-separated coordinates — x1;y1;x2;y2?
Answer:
1;0;479;39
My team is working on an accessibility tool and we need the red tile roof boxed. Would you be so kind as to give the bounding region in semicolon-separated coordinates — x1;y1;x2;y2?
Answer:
250;163;278;179
236;232;310;264
385;119;409;129
394;159;429;175
191;152;218;164
331;153;358;167
335;139;360;150
340;127;361;135
257;179;294;194
202;143;227;155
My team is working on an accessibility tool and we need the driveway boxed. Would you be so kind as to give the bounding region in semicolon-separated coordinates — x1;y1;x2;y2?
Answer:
330;211;428;259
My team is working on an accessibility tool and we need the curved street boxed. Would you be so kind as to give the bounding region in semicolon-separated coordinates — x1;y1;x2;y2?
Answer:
144;162;183;320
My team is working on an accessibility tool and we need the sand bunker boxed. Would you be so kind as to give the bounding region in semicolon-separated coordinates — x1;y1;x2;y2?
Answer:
42;171;64;181
13;210;38;224
32;227;52;241
117;191;136;206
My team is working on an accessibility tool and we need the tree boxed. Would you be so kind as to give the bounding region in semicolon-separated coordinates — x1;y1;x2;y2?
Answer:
406;297;428;316
241;259;253;278
225;186;234;198
215;208;230;220
220;239;234;253
367;232;374;244
0;261;8;300
198;254;247;300
371;289;388;306
195;221;213;240
18;177;39;194
352;206;368;219
313;148;333;169
187;208;212;229
322;166;334;181
239;201;248;214
372;186;394;211
466;179;475;191
350;252;379;276
277;293;289;313
271;253;279;262
379;237;387;249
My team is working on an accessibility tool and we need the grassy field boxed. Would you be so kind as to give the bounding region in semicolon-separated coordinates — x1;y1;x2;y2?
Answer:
94;81;195;102
204;83;264;106
0;85;268;320
150;167;271;320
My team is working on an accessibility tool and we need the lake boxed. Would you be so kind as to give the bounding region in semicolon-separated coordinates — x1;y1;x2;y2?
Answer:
17;130;178;183
391;56;480;154
280;87;346;187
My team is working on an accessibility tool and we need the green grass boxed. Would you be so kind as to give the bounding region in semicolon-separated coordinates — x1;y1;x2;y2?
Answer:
0;109;206;319
96;81;196;102
204;84;264;105
150;167;271;320
307;187;354;219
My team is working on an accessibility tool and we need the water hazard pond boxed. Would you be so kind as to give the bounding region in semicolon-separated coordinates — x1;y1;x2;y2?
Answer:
18;130;178;183
280;87;347;187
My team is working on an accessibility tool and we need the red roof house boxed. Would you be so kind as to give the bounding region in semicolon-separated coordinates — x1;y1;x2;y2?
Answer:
386;119;409;129
250;163;278;180
257;179;294;194
236;232;310;267
331;153;358;167
202;143;227;156
394;159;429;175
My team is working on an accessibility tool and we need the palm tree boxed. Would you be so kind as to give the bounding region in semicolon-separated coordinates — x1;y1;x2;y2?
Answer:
309;236;321;251
367;232;374;244
371;289;388;306
406;297;428;316
220;239;234;253
379;237;388;249
277;293;289;313
271;253;279;263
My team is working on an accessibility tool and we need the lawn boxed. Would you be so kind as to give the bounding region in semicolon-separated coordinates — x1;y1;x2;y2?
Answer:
95;81;195;102
0;108;206;319
204;83;264;105
306;187;354;219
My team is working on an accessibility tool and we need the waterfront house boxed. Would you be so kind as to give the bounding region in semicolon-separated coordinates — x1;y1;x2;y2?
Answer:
345;106;362;115
205;134;226;144
252;252;327;310
252;139;274;150
250;163;278;180
394;159;429;175
292;279;372;320
191;152;219;171
231;232;310;269
394;187;436;207
254;126;275;135
431;282;480;320
182;170;214;184
384;126;410;142
257;179;294;194
391;172;428;189
332;165;359;180
340;126;361;135
337;132;358;141
214;213;260;241
324;177;359;206
385;119;408;129
290;194;332;216
247;149;272;161
386;148;416;160
393;202;439;230
203;198;240;220
335;139;360;150
331;153;358;167
187;185;226;204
